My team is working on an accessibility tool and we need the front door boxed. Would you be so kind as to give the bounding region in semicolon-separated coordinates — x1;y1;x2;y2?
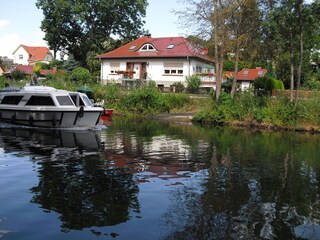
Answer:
133;63;141;79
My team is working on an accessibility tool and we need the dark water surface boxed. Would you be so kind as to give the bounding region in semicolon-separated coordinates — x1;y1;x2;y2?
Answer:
0;117;320;240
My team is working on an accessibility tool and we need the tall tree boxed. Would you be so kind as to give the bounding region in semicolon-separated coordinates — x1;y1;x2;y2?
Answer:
36;0;148;66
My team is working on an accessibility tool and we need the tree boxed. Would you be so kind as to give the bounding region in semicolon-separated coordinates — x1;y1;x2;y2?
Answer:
36;0;148;67
229;0;261;98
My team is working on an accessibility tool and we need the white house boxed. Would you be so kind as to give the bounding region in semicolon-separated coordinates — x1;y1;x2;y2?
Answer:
96;36;215;90
12;44;53;65
225;67;268;91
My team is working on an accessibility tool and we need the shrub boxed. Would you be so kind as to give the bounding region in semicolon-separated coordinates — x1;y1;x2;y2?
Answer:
11;70;25;80
165;93;190;109
120;86;169;115
70;67;92;84
172;82;185;93
186;75;201;93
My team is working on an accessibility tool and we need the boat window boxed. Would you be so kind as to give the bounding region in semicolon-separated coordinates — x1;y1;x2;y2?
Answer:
26;96;55;106
70;94;85;106
0;96;23;105
56;96;74;106
82;95;93;107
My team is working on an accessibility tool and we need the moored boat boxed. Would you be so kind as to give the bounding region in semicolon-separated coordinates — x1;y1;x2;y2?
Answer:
0;85;104;128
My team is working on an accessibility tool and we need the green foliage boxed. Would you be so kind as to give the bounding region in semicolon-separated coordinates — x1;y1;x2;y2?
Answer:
35;62;50;70
172;82;185;93
36;0;148;66
70;67;92;84
120;86;169;115
222;78;233;93
148;80;157;88
104;84;123;106
194;91;320;129
164;93;190;109
0;76;11;88
303;80;320;90
254;76;285;95
186;75;201;93
63;55;80;72
11;70;25;81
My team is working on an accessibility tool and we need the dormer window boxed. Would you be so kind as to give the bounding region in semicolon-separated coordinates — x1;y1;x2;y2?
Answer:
139;43;156;52
167;44;175;49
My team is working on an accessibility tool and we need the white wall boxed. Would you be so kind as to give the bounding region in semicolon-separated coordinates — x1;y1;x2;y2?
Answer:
101;58;215;88
13;46;29;65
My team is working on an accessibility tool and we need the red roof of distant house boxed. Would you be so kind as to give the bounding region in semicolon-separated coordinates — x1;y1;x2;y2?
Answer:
96;36;214;63
40;67;58;75
225;67;267;81
15;65;34;75
14;45;52;63
13;65;58;76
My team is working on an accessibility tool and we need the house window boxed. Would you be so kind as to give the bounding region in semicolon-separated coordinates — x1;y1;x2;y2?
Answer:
19;55;23;60
258;71;263;76
167;44;175;49
139;44;156;52
243;70;249;75
110;62;120;74
163;62;184;75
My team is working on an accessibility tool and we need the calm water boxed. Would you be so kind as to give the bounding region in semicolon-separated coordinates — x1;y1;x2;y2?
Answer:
0;117;320;240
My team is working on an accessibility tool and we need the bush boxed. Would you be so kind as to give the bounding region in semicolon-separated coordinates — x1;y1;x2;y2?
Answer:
186;75;201;93
70;67;92;84
172;82;185;93
165;93;190;109
11;70;25;80
120;86;169;115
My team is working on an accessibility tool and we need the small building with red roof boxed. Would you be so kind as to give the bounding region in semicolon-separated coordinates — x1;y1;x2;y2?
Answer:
225;67;267;91
12;44;53;65
96;36;215;89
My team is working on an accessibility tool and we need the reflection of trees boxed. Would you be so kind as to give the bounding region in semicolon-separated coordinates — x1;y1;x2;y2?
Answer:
30;153;140;231
162;128;320;239
0;127;140;232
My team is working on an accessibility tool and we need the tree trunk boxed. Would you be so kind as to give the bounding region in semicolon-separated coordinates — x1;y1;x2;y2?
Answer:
214;0;221;101
289;31;294;102
231;40;240;98
294;0;303;108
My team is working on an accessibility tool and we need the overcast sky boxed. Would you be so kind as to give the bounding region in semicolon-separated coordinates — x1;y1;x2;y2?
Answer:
0;0;182;58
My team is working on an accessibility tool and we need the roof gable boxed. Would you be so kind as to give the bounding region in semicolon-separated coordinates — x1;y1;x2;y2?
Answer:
96;36;213;63
238;67;267;80
13;44;52;62
226;67;267;81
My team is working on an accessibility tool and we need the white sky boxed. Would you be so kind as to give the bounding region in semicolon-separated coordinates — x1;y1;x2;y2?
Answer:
0;0;182;58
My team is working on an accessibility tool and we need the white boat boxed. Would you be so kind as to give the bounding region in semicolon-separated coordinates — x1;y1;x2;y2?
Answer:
0;85;104;128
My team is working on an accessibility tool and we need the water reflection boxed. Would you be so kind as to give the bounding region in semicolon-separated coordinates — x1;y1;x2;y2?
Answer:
0;127;140;232
0;119;320;239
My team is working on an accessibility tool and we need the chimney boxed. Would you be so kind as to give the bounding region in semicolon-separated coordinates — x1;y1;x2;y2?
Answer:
202;48;208;55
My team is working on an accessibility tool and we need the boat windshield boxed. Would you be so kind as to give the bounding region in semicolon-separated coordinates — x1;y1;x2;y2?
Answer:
82;95;93;107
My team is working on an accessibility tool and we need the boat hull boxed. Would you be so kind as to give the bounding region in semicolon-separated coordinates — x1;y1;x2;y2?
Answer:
0;108;102;128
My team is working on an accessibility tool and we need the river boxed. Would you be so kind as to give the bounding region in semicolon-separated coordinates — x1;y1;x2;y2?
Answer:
0;117;319;239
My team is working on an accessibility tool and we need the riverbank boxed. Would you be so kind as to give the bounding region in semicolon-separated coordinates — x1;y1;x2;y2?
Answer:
152;112;320;134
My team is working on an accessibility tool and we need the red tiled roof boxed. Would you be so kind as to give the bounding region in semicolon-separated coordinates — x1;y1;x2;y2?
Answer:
13;65;58;76
40;68;57;75
15;65;34;75
225;67;267;81
21;45;52;62
96;36;214;63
